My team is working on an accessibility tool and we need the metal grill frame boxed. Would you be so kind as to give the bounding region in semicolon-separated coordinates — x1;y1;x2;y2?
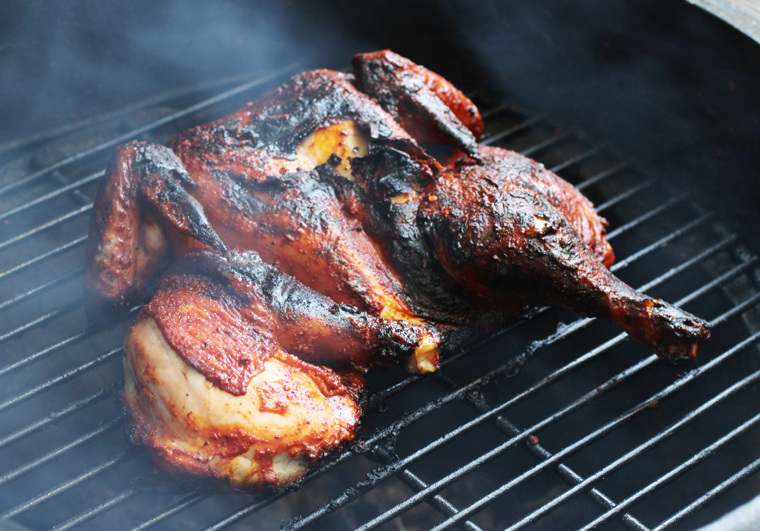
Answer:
0;66;758;531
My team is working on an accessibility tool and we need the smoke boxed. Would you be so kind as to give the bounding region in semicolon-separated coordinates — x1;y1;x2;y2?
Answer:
0;0;373;145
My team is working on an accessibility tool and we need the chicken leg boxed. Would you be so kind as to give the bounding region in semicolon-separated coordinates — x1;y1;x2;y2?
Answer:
418;160;710;363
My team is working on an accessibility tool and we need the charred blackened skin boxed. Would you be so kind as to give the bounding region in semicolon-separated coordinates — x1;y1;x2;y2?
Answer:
168;70;438;319
350;147;475;323
170;250;439;372
177;69;435;179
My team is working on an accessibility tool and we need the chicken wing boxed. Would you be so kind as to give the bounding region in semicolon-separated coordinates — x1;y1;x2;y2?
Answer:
85;141;225;318
352;50;484;155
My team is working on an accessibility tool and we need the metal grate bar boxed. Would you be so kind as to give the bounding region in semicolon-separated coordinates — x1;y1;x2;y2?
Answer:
0;171;103;222
396;469;485;531
277;253;753;531
626;235;735;290
0;65;300;198
606;194;686;239
0;383;119;449
480;102;511;120
457;386;649;531
127;492;210;531
579;413;760;530
610;213;713;272
652;456;760;531
50;488;139;531
352;282;760;531
0;236;87;282
433;323;760;531
359;357;659;531
51;170;94;206
481;114;546;146
506;337;760;531
0;268;82;313
370;445;485;531
548;144;609;174
520;129;577;156
0;328;88;378
594;180;653;213
0;305;137;386
0;416;124;487
681;268;760;323
575;161;630;191
0;299;81;345
0;204;92;251
205;490;299;531
2;450;137;518
0;347;121;414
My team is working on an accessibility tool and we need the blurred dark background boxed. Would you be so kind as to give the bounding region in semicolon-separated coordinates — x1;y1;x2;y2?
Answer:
0;0;759;245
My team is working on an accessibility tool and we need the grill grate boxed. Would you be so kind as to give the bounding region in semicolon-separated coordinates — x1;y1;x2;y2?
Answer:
0;67;759;531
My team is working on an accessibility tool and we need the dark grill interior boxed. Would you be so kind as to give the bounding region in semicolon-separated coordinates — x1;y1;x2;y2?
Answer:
0;67;759;531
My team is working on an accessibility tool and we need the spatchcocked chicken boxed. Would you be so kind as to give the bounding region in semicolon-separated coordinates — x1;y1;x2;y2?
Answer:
85;50;711;488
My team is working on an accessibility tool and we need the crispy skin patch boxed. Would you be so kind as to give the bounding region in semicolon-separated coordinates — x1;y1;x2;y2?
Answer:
446;146;614;268
146;274;275;396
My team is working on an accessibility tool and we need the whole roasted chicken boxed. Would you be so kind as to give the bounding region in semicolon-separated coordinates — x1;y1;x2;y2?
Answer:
85;50;710;488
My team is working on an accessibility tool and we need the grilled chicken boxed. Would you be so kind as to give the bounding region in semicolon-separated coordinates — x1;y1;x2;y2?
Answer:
125;250;438;488
85;50;711;488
